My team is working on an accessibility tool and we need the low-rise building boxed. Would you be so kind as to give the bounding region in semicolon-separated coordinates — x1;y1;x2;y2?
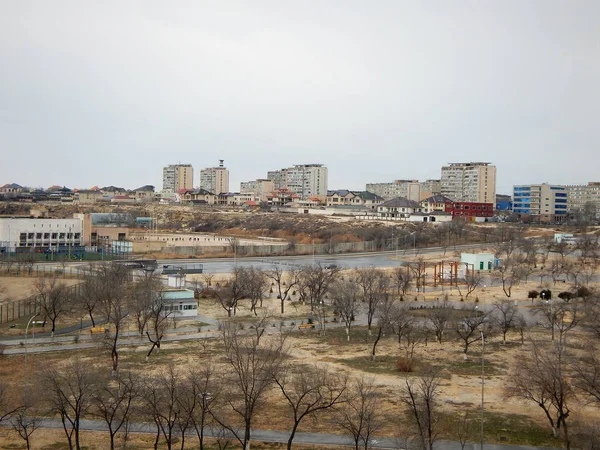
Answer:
77;190;104;204
420;195;453;213
461;253;496;271
326;190;384;210
376;197;423;219
0;217;83;253
132;185;155;202
445;202;494;220
161;290;199;317
0;183;24;194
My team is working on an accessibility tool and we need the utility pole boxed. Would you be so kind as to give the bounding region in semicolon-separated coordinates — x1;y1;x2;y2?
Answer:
480;329;485;450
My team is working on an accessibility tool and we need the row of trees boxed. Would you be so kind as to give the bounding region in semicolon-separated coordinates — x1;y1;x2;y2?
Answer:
0;319;447;450
34;264;176;372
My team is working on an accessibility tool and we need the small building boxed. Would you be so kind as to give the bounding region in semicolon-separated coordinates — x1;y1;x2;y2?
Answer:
406;212;453;223
554;233;576;244
445;202;494;220
420;195;453;213
161;289;198;317
376;197;423;219
461;253;496;271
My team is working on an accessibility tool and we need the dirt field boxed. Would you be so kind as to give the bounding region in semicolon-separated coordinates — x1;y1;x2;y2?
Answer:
0;250;598;449
0;276;81;305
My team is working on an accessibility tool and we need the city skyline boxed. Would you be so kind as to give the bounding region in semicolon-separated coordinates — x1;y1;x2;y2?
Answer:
1;1;599;194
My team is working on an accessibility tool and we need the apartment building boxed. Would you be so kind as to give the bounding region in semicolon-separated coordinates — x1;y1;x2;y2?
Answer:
267;164;327;199
419;179;442;200
365;180;420;201
162;164;193;193
199;160;230;194
240;179;274;203
440;162;496;204
566;182;600;219
512;183;568;222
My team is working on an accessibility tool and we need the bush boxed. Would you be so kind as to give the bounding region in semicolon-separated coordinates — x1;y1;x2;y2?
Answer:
396;357;414;373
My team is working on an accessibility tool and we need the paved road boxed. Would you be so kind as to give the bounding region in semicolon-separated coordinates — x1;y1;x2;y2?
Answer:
157;243;489;273
0;417;559;450
29;243;489;274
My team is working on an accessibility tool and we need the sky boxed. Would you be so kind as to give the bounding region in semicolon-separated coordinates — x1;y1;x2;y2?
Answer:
1;1;599;195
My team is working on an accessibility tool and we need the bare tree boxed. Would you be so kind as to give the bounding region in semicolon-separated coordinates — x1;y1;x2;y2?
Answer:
506;340;573;448
330;278;359;341
91;370;139;450
371;293;396;360
78;265;102;327
492;300;520;344
355;267;387;330
146;290;174;360
455;305;488;358
214;267;249;317
534;299;582;342
129;271;161;337
400;371;441;450
456;270;483;299
142;364;185;450
93;264;131;373
427;299;452;344
450;412;474;450
0;381;20;424
41;359;96;450
10;386;40;450
35;276;73;335
336;377;383;450
392;266;413;298
186;364;220;450
574;350;600;407
409;259;428;293
298;263;340;312
266;266;300;314
274;365;347;450
214;320;286;450
496;254;524;298
246;267;268;315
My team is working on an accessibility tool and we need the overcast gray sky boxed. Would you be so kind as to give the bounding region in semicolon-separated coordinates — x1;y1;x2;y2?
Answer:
1;1;598;194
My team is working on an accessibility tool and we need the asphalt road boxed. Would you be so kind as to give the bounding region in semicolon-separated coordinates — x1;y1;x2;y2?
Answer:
0;417;559;450
156;243;489;273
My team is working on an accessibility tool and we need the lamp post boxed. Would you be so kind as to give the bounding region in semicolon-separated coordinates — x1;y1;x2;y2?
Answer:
480;328;485;450
24;313;39;395
200;392;212;450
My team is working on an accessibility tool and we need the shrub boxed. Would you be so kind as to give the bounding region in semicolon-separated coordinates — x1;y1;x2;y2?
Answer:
396;357;414;373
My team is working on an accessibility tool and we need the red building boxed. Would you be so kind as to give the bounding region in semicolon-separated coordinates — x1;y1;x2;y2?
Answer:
445;202;494;219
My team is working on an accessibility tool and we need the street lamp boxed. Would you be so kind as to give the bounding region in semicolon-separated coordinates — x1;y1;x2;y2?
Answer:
24;313;39;395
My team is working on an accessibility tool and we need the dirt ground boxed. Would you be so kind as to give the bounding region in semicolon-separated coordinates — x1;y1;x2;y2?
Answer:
0;276;81;305
0;254;598;449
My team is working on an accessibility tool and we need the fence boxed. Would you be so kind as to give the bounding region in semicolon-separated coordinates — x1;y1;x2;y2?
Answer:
161;240;379;257
0;264;85;279
0;283;81;325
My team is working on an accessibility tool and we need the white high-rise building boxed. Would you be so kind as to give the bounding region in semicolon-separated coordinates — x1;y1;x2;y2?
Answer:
440;162;496;203
162;164;193;193
199;160;230;194
267;164;328;199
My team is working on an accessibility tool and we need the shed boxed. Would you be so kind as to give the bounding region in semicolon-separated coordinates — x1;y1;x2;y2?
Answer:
161;289;198;317
461;253;496;271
